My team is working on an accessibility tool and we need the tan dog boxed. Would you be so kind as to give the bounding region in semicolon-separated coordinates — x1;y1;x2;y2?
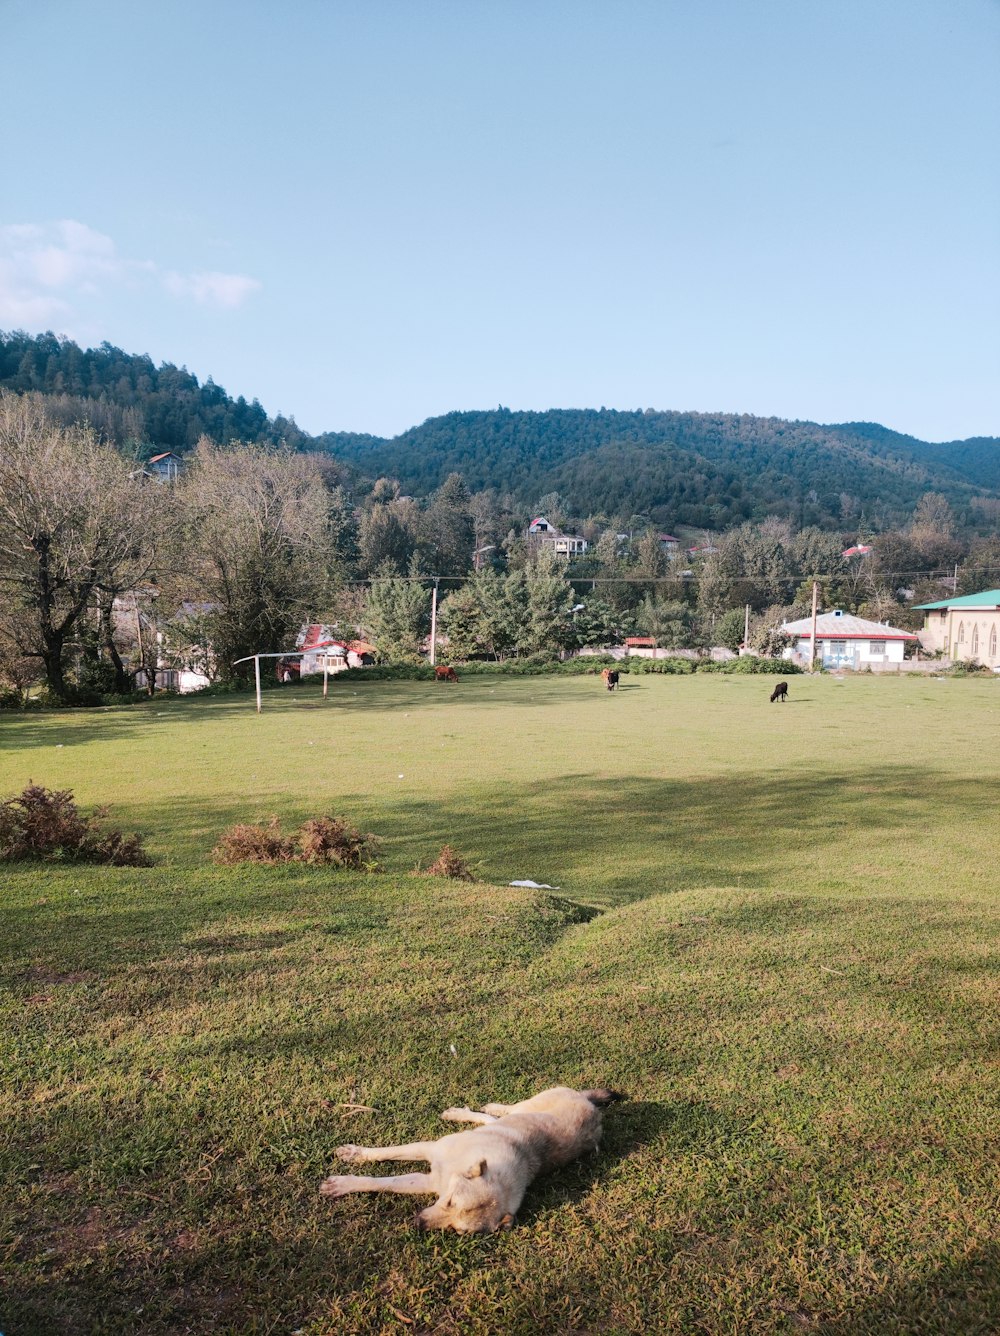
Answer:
319;1086;625;1233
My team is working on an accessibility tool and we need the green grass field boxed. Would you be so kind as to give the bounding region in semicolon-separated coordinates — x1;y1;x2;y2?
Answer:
1;675;998;1334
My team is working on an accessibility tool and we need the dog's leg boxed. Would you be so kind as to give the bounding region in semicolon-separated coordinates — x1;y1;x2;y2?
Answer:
320;1171;434;1199
335;1141;436;1164
440;1106;498;1124
480;1102;515;1117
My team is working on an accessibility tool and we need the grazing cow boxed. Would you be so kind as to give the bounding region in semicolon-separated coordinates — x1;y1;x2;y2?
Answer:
601;668;620;691
770;680;788;703
435;665;459;682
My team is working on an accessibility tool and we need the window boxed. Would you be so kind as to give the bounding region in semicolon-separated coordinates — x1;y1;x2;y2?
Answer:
990;625;997;659
958;621;965;643
869;640;886;655
971;626;979;656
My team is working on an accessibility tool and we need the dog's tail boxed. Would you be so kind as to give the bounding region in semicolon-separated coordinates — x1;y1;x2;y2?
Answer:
582;1088;628;1107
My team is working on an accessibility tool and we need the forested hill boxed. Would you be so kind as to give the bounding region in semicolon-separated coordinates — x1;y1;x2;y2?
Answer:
318;408;1000;530
4;330;998;529
0;329;310;455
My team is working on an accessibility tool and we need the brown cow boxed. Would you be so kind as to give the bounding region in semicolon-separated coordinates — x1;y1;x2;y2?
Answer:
435;665;459;682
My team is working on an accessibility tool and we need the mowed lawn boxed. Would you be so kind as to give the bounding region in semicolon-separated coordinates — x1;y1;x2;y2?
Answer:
1;675;998;1334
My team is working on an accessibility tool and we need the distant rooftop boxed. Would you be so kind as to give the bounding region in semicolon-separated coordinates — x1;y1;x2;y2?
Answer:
913;589;1000;610
782;611;916;640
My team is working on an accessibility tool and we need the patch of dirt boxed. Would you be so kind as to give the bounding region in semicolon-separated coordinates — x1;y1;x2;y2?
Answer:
24;967;95;985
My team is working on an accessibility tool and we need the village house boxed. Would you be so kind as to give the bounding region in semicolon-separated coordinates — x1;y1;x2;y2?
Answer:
146;451;183;482
293;624;376;676
780;610;917;669
526;516;588;558
913;589;1000;669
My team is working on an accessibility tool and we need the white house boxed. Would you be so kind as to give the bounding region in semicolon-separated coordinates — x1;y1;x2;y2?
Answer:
781;610;917;669
296;624;348;675
526;516;588;557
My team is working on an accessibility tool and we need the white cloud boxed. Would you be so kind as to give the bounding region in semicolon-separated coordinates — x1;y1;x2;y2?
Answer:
163;269;262;308
0;220;261;330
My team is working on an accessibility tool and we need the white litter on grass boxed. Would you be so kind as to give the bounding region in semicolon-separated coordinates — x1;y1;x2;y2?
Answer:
398;773;404;779
509;880;560;890
56;744;64;748
449;1044;457;1057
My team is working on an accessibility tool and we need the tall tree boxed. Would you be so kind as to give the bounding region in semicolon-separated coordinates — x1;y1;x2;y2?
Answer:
362;568;429;661
523;552;576;655
0;392;163;699
420;472;475;576
176;440;336;674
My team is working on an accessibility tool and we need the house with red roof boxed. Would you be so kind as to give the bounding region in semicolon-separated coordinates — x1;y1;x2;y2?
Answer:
292;625;377;676
526;516;588;557
147;451;182;482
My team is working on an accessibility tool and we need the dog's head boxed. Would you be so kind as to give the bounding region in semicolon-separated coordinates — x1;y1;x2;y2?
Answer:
414;1158;515;1234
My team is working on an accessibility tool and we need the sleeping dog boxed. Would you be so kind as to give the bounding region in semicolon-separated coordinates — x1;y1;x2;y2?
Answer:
320;1086;625;1233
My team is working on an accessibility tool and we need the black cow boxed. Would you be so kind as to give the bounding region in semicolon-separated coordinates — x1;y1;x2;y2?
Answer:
770;681;788;703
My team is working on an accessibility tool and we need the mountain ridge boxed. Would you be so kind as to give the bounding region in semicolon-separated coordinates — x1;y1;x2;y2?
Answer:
3;329;997;530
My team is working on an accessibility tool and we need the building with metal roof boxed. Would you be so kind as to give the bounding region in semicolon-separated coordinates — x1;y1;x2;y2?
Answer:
781;610;917;670
913;590;1000;668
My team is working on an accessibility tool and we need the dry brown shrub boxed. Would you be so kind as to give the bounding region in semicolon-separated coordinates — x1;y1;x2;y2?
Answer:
424;845;476;880
211;818;296;865
211;814;379;869
0;784;152;866
297;816;379;869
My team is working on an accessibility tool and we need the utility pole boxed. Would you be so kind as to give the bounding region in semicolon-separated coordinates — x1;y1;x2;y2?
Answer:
810;580;819;672
743;603;750;652
429;580;439;666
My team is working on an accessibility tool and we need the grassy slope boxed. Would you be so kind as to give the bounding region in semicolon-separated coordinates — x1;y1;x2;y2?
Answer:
1;676;998;1334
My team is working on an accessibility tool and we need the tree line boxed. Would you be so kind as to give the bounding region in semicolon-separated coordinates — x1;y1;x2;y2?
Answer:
2;391;997;703
5;331;998;536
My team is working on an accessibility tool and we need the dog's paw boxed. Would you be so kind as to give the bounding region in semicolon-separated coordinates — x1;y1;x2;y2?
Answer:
319;1175;354;1198
440;1107;475;1122
335;1144;364;1162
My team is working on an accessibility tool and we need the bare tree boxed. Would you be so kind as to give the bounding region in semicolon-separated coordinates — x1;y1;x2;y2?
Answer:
175;440;337;674
0;393;165;699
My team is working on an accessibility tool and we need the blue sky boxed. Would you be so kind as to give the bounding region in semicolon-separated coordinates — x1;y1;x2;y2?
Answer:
3;0;997;441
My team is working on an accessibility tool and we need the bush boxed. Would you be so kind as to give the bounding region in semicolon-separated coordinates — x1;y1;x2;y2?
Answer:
211;818;297;864
212;814;379;869
0;784;152;866
623;656;696;675
0;688;42;711
298;816;379;869
695;657;802;675
421;845;477;880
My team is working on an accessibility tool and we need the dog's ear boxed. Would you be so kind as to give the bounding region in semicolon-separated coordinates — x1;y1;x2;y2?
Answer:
498;1213;515;1230
464;1159;487;1179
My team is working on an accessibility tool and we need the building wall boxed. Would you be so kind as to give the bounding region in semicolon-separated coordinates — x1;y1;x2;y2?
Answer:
790;637;907;668
920;609;1000;667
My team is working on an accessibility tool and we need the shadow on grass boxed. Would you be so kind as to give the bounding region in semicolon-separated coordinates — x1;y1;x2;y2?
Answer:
112;764;1000;896
516;1097;739;1225
818;1243;1000;1334
0;677;619;752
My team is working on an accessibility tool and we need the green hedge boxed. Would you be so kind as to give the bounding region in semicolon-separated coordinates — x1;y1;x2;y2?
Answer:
696;657;802;675
330;655;799;682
